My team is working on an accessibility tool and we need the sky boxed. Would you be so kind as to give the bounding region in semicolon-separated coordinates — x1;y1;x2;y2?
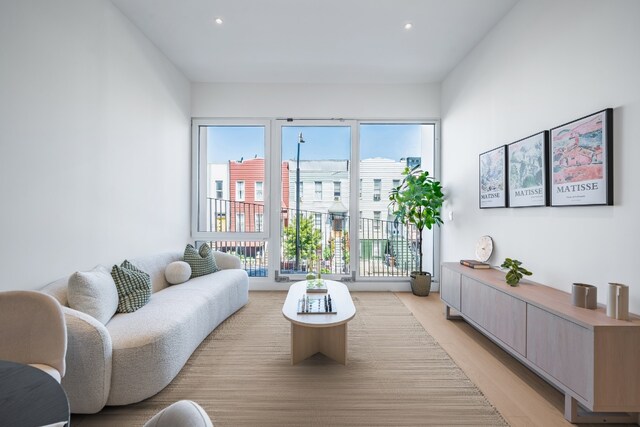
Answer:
206;124;430;164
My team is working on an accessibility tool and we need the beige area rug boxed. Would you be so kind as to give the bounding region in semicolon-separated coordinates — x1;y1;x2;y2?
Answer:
75;292;508;426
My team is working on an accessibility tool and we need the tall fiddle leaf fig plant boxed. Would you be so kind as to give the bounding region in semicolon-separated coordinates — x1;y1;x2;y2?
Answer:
389;167;445;274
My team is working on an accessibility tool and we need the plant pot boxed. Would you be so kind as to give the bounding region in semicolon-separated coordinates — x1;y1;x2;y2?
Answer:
410;271;431;296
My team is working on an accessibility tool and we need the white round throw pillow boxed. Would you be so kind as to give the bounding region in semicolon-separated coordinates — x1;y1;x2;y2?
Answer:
165;261;192;285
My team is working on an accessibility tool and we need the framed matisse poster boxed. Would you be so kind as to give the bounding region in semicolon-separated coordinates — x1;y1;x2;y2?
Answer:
507;131;549;207
479;146;508;208
550;108;613;206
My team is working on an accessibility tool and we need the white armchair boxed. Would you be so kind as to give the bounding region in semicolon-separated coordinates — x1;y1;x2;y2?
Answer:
0;290;67;382
144;400;213;427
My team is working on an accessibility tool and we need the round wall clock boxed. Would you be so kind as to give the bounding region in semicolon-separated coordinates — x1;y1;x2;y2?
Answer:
475;235;493;262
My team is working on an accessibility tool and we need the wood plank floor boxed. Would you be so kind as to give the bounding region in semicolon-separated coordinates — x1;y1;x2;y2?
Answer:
396;291;636;427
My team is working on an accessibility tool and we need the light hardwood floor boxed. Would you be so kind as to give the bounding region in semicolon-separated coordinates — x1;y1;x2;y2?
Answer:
396;291;635;427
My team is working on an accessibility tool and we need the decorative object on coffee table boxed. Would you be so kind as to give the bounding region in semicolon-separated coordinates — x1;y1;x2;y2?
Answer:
389;166;444;296
306;278;327;293
500;258;532;286
282;280;356;365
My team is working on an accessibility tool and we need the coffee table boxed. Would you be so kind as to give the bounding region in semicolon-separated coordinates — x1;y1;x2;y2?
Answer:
282;280;356;365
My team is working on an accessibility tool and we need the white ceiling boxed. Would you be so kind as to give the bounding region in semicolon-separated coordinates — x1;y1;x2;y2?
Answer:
110;0;518;84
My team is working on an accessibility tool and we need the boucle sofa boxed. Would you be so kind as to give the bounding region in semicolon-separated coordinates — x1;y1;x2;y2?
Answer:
41;250;249;414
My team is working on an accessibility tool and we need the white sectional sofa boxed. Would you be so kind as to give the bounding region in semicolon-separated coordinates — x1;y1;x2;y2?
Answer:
41;250;249;414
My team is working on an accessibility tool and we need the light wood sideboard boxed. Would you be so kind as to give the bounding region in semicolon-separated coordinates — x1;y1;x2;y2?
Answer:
440;262;640;424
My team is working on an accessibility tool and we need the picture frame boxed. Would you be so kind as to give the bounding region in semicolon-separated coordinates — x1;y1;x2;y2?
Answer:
507;131;549;208
479;145;508;208
549;108;613;206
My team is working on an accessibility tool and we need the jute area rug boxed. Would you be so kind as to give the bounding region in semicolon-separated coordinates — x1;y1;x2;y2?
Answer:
78;292;507;426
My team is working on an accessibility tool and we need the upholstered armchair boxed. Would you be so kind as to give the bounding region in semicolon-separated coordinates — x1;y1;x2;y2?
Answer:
144;400;213;427
0;290;67;382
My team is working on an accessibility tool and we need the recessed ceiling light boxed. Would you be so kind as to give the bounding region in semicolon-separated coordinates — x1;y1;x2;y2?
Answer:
404;22;413;30
215;17;223;25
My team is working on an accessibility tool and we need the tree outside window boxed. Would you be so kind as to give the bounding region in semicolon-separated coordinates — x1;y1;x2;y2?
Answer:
283;216;322;267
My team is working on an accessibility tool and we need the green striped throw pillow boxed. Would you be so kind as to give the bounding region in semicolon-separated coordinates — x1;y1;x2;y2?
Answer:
111;260;151;313
184;243;219;278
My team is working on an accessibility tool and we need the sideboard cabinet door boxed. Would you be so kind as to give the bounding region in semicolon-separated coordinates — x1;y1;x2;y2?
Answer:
461;277;526;356
440;266;461;311
527;304;593;402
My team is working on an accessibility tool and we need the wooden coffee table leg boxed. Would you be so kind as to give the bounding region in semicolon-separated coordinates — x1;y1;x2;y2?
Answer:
319;323;347;365
291;323;320;365
291;323;348;365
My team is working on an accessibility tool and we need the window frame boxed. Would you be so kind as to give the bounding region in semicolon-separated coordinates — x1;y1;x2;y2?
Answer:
236;212;245;232
255;181;264;202
358;120;440;282
373;210;381;230
255;212;264;232
373;179;381;201
215;180;224;199
191;118;271;242
236;180;245;202
193;118;441;285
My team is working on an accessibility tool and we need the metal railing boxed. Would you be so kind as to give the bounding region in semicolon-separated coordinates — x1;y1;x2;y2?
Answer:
204;198;418;278
206;198;265;232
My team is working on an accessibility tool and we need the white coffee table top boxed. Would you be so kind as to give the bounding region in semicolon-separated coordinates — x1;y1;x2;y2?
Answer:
282;280;356;328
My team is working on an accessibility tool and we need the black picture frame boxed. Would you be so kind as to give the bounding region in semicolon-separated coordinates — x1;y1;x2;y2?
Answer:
507;131;549;208
549;108;613;206
479;145;508;209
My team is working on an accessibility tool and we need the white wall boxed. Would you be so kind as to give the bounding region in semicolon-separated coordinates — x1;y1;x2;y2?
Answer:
441;0;640;311
192;83;440;119
0;0;191;290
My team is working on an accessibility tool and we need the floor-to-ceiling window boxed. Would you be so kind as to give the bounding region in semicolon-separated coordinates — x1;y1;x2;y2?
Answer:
191;120;270;277
192;119;438;283
359;123;437;278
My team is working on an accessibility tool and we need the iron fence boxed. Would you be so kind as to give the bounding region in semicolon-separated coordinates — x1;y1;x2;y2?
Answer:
203;198;418;278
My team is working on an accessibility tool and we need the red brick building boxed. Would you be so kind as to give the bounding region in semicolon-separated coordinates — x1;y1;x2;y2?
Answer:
228;158;289;232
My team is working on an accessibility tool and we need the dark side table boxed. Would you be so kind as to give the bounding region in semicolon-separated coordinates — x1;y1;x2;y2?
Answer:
0;360;70;426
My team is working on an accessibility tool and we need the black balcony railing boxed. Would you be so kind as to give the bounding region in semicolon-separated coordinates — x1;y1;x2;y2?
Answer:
204;198;418;278
206;198;264;233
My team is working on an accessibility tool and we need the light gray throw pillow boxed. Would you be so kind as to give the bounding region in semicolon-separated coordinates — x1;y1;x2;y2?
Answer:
68;265;119;325
165;261;192;285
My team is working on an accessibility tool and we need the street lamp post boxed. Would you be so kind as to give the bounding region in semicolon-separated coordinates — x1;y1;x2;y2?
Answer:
295;132;305;272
